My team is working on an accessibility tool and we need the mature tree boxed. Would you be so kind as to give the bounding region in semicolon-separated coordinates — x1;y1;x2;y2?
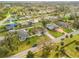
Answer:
41;43;52;58
5;32;20;51
70;34;73;38
0;46;9;57
75;40;79;45
73;12;79;29
27;51;35;58
75;46;79;51
73;19;79;29
65;35;69;38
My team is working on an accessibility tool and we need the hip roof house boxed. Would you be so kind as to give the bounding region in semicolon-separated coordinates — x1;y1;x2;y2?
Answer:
17;29;29;41
46;24;59;30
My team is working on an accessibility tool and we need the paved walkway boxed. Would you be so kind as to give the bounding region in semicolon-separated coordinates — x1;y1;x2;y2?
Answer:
45;32;55;40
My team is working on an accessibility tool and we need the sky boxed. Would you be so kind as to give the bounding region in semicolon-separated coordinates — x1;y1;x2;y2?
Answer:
0;0;79;1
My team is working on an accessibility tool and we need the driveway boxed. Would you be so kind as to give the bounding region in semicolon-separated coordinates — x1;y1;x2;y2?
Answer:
45;31;55;40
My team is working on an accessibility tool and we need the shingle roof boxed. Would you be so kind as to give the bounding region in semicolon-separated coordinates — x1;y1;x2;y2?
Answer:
46;24;59;30
18;29;29;41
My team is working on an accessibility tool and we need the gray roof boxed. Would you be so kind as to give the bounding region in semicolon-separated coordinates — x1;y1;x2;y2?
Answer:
7;17;15;22
18;29;29;41
57;22;69;28
46;24;59;30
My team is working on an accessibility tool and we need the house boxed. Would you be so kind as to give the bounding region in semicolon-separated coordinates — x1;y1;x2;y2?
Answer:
32;27;45;36
17;29;29;41
28;20;35;24
49;16;59;20
27;20;35;27
34;18;40;23
8;30;16;35
8;30;16;33
6;17;15;22
56;22;70;28
46;24;59;30
4;4;11;8
19;16;31;19
35;28;45;36
6;23;17;30
45;16;59;21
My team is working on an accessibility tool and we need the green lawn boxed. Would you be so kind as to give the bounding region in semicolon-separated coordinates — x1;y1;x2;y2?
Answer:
63;34;79;58
0;34;50;57
62;27;73;33
48;30;63;38
0;14;7;21
27;35;50;45
34;34;79;58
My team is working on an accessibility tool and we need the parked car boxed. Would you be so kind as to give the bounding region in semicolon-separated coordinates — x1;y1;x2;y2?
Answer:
32;44;37;47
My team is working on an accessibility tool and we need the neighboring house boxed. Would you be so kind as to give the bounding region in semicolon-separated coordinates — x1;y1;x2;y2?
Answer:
8;30;16;33
34;18;40;23
46;24;59;30
8;30;16;35
35;28;45;36
6;23;17;30
45;16;58;21
4;4;11;8
19;16;31;19
32;28;45;36
17;29;29;41
6;17;15;22
56;22;70;28
49;16;59;20
27;20;35;27
28;20;35;24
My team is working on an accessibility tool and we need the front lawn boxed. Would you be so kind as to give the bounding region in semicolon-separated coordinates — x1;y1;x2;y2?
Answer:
62;27;73;33
27;35;50;45
48;30;63;38
63;34;79;58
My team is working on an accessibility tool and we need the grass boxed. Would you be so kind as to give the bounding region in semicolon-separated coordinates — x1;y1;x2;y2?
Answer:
63;34;79;58
27;35;50;45
2;35;50;57
34;34;79;58
0;14;7;21
0;26;7;36
48;30;63;38
62;27;73;33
